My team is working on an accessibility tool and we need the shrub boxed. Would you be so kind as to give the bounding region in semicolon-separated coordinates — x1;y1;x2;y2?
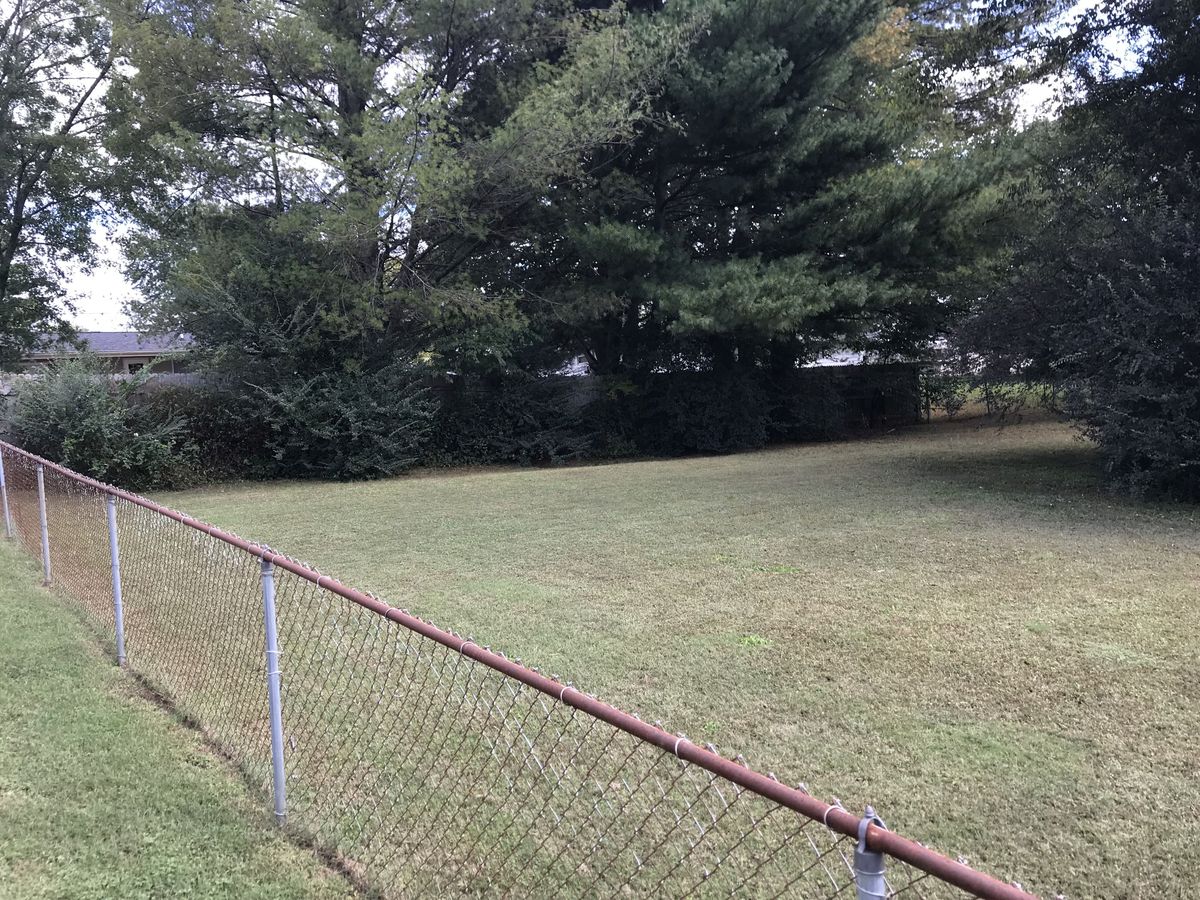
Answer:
7;357;196;490
766;371;851;441
257;363;435;480
603;372;770;456
429;376;595;466
919;374;969;420
134;384;275;482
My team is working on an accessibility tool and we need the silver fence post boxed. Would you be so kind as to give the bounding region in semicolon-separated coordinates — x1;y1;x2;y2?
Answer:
35;464;51;585
105;496;128;666
0;447;12;539
260;553;288;825
854;807;888;900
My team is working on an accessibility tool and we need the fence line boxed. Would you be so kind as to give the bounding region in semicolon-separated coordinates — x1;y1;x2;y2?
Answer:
0;439;1036;900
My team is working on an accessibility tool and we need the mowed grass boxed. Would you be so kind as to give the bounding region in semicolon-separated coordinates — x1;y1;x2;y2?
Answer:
161;417;1200;899
0;543;354;900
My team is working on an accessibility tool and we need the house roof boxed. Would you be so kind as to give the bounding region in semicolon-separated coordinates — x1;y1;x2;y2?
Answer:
27;331;193;359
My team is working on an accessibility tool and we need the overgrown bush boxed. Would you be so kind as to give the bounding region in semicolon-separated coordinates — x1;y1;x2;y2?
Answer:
919;374;970;420
1056;195;1200;500
961;168;1200;499
767;372;851;441
6;360;920;485
258;363;435;480
8;357;196;490
134;384;274;482
429;376;594;466
602;372;770;456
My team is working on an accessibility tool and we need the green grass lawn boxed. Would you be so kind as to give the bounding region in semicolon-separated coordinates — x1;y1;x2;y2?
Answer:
0;543;354;900
159;416;1197;899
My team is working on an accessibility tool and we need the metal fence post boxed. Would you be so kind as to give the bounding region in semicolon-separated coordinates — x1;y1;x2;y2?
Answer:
854;807;888;900
260;553;288;825
35;464;51;585
0;447;12;539
105;496;128;666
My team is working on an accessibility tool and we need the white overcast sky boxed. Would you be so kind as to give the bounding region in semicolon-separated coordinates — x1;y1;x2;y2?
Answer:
63;0;1127;333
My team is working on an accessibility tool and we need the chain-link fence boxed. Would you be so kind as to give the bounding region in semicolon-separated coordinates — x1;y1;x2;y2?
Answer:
0;441;1034;900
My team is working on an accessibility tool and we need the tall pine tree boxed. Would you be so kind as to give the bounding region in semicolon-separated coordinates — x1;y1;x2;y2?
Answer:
107;0;702;382
466;0;1041;378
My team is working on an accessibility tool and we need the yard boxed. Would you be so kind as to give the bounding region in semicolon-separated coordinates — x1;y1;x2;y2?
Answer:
0;543;353;899
152;415;1199;898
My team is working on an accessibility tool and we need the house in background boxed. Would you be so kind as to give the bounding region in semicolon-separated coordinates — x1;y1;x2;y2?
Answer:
23;331;193;375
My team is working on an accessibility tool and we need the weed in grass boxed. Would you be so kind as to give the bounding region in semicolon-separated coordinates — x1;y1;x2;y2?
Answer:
737;634;772;649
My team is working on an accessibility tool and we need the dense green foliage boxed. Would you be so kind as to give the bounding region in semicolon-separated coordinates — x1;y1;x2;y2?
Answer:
258;364;436;479
110;0;698;380
82;0;1047;479
8;357;194;489
0;0;113;367
107;0;1033;365
958;0;1200;498
0;0;1193;496
430;376;595;465
471;0;1042;376
4;361;918;487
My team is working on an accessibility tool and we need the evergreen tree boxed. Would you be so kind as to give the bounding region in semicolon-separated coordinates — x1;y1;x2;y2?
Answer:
476;0;1042;379
109;0;702;382
958;0;1200;498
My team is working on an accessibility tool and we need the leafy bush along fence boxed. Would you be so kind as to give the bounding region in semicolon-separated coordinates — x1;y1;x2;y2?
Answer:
0;440;1032;900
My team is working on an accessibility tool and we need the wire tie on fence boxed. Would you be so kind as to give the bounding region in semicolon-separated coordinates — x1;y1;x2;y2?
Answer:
673;736;690;758
458;638;474;653
559;681;576;702
823;798;846;828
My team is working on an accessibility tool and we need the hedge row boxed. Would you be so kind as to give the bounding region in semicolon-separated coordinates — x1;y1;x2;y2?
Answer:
4;362;920;488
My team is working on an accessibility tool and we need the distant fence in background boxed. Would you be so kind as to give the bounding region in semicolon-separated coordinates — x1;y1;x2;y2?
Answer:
0;439;1034;900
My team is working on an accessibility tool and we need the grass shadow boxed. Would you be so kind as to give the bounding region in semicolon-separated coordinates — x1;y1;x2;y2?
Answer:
904;436;1104;503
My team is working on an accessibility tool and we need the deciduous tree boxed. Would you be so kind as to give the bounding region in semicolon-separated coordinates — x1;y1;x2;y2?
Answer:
0;0;112;367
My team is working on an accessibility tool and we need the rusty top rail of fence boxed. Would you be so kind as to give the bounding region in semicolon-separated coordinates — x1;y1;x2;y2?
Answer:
0;439;1035;900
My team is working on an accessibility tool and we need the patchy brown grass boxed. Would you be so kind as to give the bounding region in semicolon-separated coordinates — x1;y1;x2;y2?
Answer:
163;417;1200;899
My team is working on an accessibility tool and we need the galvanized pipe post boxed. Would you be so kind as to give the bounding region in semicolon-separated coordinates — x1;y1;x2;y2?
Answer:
0;447;12;539
35;464;51;585
854;807;888;900
105;496;128;666
260;553;288;825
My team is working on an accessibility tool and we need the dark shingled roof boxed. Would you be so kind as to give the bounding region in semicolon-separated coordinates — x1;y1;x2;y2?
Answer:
29;331;192;358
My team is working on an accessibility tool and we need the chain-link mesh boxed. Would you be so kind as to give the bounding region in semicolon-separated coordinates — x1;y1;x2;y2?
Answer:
0;445;1023;900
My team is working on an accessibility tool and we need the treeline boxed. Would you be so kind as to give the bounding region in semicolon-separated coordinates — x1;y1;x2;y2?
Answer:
1;0;1196;496
5;358;919;488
